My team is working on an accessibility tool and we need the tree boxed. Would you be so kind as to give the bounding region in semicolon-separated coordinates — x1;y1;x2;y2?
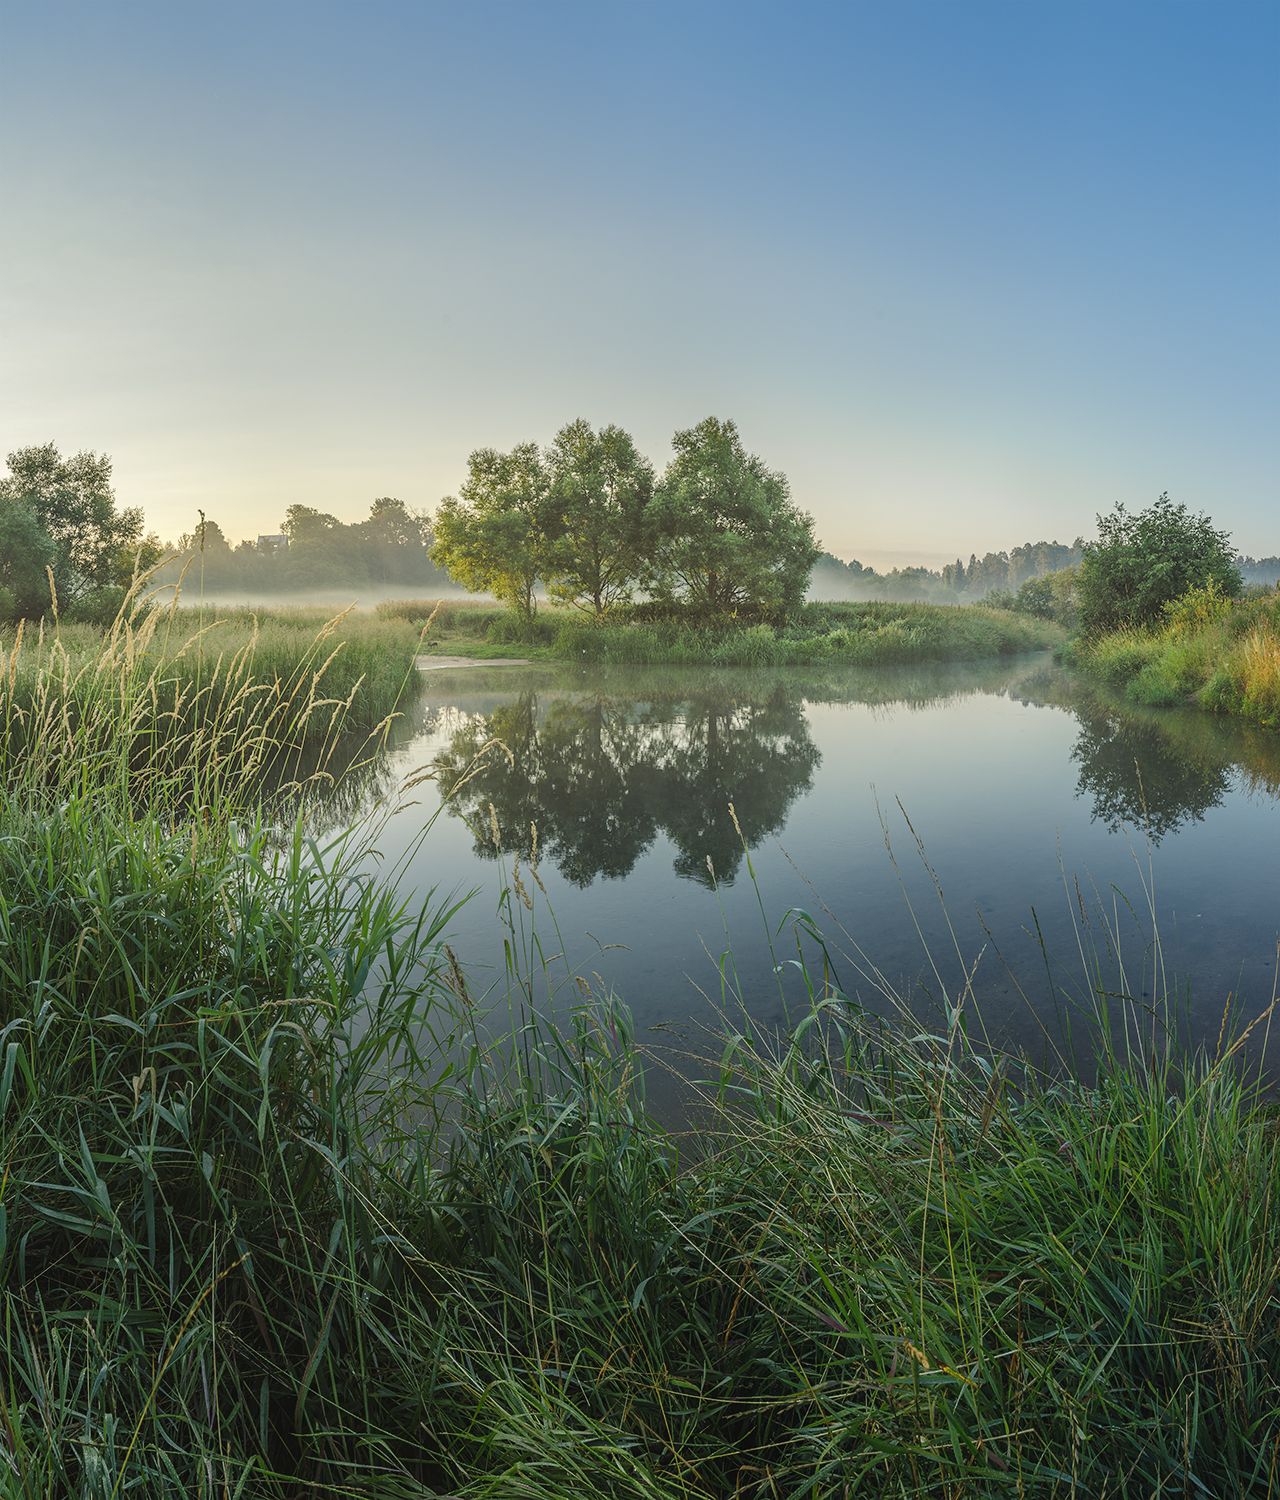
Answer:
281;504;341;547
431;443;552;619
0;444;144;603
178;516;233;556
357;497;443;585
280;505;352;586
544;420;655;616
0;499;56;620
651;418;817;616
1078;493;1242;633
176;515;235;588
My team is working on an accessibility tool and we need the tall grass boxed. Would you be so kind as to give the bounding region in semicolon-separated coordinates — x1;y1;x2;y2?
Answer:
0;586;425;802
1067;585;1280;727
1;590;1276;1495
384;596;1064;666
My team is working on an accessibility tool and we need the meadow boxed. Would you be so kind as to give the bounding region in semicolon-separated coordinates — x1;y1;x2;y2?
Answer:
380;596;1064;666
0;598;1276;1496
1064;585;1280;728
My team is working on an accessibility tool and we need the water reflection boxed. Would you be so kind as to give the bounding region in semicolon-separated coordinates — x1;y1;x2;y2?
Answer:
1015;667;1280;841
432;682;819;886
412;660;1280;889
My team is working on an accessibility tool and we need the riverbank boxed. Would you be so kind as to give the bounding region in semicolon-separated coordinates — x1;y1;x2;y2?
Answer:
385;596;1064;666
1063;587;1280;728
1;612;1276;1496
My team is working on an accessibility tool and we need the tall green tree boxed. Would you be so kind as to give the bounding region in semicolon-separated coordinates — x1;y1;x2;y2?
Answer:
651;418;817;616
1078;493;1242;633
0;500;56;621
431;443;552;618
544;420;655;616
0;444;144;604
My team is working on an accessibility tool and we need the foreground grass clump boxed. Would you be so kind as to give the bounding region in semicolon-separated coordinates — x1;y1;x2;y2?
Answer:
384;596;1063;666
4;835;1278;1496
1066;584;1280;727
3;783;1277;1488
434;1004;1280;1498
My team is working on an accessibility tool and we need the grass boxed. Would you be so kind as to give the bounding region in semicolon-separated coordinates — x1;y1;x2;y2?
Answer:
1;593;1277;1496
382;596;1064;666
1066;586;1280;728
0;589;426;802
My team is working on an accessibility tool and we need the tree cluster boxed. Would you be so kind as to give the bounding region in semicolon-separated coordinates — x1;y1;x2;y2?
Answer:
0;444;155;622
431;417;819;619
167;498;450;595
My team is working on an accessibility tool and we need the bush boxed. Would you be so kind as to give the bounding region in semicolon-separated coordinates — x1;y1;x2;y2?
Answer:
1078;493;1241;633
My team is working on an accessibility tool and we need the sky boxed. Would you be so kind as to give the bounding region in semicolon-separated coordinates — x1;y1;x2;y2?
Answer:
1;0;1276;567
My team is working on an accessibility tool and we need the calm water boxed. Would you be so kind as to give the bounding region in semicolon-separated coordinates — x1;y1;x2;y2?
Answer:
362;654;1280;1100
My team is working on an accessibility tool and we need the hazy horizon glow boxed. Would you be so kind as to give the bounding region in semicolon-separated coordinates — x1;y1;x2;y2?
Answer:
2;0;1276;563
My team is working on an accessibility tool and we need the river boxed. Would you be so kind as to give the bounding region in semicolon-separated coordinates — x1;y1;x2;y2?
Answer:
354;653;1280;1111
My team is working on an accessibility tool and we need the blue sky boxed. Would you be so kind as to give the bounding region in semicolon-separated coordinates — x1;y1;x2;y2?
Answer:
1;0;1276;564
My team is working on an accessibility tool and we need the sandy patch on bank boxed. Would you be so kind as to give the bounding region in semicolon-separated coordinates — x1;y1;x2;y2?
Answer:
416;654;532;671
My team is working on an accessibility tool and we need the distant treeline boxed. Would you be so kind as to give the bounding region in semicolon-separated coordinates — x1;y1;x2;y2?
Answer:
5;441;1278;623
157;498;454;594
813;542;1280;603
170;515;1280;608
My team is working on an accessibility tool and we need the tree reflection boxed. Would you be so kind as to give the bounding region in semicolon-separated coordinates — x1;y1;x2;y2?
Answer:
1069;699;1230;839
1010;665;1280;841
433;682;820;886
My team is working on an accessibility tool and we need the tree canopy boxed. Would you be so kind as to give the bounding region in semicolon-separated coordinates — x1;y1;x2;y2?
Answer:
651;418;818;616
544;420;655;616
433;417;818;620
431;444;553;618
1078;493;1242;633
0;499;56;621
0;443;147;608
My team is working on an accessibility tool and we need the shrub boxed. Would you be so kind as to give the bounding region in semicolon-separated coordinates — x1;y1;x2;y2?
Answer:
1164;580;1234;634
1078;493;1242;633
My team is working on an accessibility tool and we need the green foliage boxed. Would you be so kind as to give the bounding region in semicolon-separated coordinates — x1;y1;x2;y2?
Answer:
814;540;1088;604
432;417;820;621
1069;586;1280;728
0;497;56;620
1164;578;1235;632
1078;492;1242;633
0;443;145;606
432;442;554;618
651;416;819;616
165;496;448;595
550;601;1061;667
545;419;655;615
395;597;1062;667
0;599;425;801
